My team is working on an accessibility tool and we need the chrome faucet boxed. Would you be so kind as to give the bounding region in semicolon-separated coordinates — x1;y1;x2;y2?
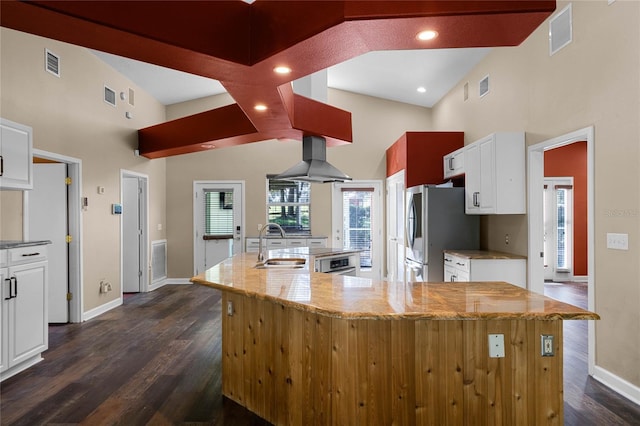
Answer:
257;223;285;262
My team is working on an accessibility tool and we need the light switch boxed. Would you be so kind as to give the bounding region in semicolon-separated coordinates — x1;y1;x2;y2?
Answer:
606;233;628;250
488;334;505;358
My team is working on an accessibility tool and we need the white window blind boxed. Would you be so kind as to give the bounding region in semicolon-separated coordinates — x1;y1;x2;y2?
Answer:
204;190;233;237
341;188;373;268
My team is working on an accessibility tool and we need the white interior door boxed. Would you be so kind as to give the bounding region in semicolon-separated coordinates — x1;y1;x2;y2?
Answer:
123;175;143;292
194;181;244;275
385;171;405;282
332;181;383;279
29;163;68;323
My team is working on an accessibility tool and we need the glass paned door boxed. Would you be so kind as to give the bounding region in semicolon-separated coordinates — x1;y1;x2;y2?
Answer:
342;190;372;267
543;177;573;281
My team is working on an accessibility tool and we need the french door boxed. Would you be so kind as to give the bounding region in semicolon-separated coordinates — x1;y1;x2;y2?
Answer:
194;181;244;275
331;181;383;279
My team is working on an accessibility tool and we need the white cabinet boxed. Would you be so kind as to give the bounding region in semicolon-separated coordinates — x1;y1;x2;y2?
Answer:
0;118;33;190
1;244;48;381
245;237;327;252
444;251;526;288
464;132;525;214
443;146;465;179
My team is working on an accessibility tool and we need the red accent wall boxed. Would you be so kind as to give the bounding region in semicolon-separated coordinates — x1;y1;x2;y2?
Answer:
386;132;464;187
544;142;587;276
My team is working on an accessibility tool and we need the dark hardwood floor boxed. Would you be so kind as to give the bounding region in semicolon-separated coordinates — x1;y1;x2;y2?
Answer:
1;283;638;425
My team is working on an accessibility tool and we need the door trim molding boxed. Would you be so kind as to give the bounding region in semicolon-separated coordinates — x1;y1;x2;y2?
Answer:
120;170;149;295
527;126;594;374
24;149;83;323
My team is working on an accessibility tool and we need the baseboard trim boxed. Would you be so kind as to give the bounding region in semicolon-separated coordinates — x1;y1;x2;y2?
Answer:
82;297;122;322
593;365;640;406
148;279;167;292
166;278;192;285
573;275;588;282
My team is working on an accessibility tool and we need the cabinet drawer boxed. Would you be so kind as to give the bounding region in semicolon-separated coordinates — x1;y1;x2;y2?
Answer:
9;245;47;265
286;239;307;248
266;239;286;249
444;254;469;273
245;238;264;253
307;238;327;248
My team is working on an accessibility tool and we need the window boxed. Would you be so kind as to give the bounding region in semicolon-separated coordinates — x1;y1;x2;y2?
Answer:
204;190;234;236
267;178;311;234
341;189;372;268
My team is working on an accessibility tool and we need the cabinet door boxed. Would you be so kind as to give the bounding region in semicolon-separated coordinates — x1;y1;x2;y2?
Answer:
0;119;33;190
8;262;48;366
464;143;481;214
0;267;8;373
443;147;465;179
478;137;496;213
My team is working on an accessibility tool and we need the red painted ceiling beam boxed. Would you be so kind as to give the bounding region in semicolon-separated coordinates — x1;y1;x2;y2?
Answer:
0;0;556;159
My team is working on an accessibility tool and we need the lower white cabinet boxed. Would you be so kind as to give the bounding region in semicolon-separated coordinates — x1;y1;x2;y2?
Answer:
245;237;327;252
1;244;48;381
444;251;526;288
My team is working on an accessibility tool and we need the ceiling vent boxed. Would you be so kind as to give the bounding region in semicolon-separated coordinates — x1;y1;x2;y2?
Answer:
104;85;116;107
479;75;490;98
549;4;572;56
45;49;60;77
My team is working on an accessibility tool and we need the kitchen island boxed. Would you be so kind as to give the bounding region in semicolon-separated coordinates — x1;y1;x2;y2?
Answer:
192;252;598;425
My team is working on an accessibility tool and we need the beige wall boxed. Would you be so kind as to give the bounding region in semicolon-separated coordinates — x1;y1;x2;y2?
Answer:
432;1;640;388
164;90;432;278
0;28;167;312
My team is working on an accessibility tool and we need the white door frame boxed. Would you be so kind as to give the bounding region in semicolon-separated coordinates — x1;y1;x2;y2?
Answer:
527;126;595;373
23;149;83;323
193;180;245;275
120;170;149;294
331;180;384;280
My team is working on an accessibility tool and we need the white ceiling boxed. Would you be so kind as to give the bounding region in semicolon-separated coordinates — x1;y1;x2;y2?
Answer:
91;47;491;108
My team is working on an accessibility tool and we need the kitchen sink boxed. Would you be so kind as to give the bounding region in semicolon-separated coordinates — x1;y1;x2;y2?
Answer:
254;258;306;269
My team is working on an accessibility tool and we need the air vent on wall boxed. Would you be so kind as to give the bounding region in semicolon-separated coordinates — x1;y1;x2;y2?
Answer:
45;49;60;77
128;88;135;107
479;75;490;98
549;4;572;56
104;85;116;107
463;82;469;101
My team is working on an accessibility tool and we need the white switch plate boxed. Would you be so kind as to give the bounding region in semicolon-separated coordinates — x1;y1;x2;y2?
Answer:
606;233;628;250
488;334;505;358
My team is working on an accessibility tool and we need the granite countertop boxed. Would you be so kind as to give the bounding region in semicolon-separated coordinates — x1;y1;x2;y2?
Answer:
191;253;599;321
444;249;527;260
0;240;52;249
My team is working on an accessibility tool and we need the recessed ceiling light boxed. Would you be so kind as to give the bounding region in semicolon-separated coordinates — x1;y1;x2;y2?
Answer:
254;104;267;111
274;66;292;74
417;87;427;93
417;30;438;41
201;144;215;149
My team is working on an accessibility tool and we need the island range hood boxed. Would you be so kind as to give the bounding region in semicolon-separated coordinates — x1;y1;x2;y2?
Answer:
274;135;351;183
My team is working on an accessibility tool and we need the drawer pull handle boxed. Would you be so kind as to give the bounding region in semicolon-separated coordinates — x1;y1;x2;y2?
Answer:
21;252;41;257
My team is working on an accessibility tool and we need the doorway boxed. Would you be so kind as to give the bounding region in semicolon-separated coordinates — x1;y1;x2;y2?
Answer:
193;181;245;275
527;126;594;373
24;150;82;323
121;171;148;294
331;181;383;279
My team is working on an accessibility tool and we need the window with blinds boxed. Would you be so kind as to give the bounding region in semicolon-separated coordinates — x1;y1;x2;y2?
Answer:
204;190;234;237
341;188;373;268
266;178;311;233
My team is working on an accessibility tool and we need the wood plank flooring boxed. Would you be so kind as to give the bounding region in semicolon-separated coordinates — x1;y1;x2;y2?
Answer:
0;283;638;425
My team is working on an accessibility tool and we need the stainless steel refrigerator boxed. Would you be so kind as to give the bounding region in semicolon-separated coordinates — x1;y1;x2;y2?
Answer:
405;186;479;282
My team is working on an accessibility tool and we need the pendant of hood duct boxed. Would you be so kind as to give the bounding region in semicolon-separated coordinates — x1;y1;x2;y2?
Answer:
273;135;351;183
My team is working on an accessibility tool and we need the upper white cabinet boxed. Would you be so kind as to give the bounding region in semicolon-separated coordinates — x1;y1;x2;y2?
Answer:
464;132;525;215
0;118;33;190
443;146;465;179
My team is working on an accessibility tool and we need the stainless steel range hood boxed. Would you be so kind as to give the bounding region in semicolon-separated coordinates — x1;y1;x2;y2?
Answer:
273;135;351;183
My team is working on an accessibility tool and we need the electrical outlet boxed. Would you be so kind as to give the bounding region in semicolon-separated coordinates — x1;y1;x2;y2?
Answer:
257;223;263;231
227;300;233;316
541;335;555;356
488;334;505;358
606;233;628;250
505;234;510;245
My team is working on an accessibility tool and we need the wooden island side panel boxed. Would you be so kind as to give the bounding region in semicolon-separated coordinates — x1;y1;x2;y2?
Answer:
221;293;563;425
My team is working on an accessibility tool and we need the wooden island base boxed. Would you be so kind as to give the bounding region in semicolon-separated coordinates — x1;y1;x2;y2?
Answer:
221;292;563;425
